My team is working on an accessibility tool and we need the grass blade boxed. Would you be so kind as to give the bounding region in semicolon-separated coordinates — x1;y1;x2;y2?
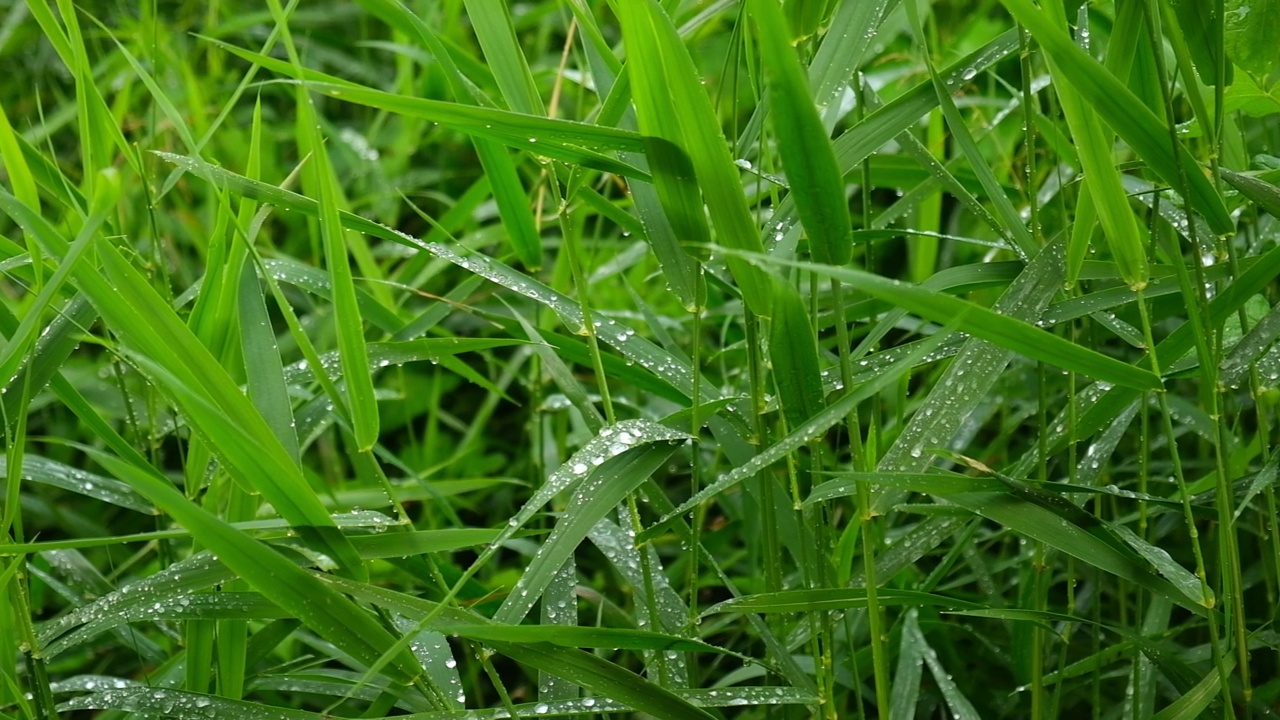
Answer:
202;38;649;180
81;448;423;684
999;0;1233;234
494;443;680;624
768;280;826;430
0;189;366;580
615;0;772;315
750;0;852;266
736;250;1164;391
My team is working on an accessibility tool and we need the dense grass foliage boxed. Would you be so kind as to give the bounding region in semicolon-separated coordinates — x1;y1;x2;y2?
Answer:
1;0;1279;717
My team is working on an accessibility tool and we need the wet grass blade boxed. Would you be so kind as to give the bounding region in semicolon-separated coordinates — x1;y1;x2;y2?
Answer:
768;280;826;430
703;588;983;615
299;100;380;452
267;0;380;452
749;0;851;266
645;321;953;534
615;0;772;315
81;448;423;685
202;38;648;180
1221;167;1280;217
0;189;366;580
238;258;299;462
999;0;1233;234
324;577;717;720
738;251;1164;391
493;444;679;625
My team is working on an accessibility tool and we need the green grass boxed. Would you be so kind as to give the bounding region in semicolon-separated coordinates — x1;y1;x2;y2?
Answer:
1;0;1278;717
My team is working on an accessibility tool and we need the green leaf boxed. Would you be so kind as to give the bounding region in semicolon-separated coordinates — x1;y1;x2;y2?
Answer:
768;281;826;430
736;250;1165;391
999;0;1233;235
750;0;852;266
1222;70;1280;118
1225;0;1280;79
0;188;366;580
201;38;649;180
615;0;773;315
81;449;423;684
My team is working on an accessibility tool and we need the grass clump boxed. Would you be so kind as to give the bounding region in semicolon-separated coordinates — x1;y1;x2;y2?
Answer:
1;0;1278;717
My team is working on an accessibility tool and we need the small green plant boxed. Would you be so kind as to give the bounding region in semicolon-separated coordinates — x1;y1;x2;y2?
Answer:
1;0;1278;718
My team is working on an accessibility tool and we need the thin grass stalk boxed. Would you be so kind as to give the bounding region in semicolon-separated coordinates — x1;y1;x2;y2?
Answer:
628;494;669;686
1031;362;1048;719
548;173;615;425
687;275;705;631
1222;200;1278;640
742;307;783;668
1136;288;1233;715
1140;0;1249;701
479;649;521;717
1018;24;1040;245
1049;555;1075;720
4;372;55;720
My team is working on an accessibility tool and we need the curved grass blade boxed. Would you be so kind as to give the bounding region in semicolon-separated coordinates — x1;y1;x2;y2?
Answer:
1221;167;1280;218
58;687;323;719
437;624;731;655
322;577;717;720
260;257;404;334
1150;664;1231;720
0;455;153;515
932;485;1205;613
766;30;1022;250
704;588;983;616
904;610;982;720
153;150;744;417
